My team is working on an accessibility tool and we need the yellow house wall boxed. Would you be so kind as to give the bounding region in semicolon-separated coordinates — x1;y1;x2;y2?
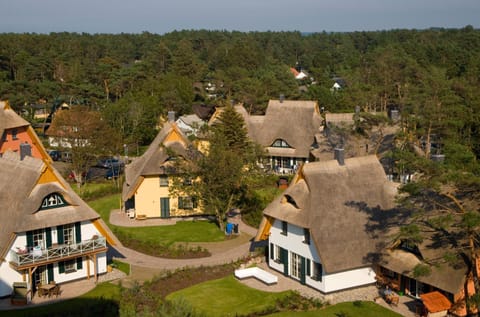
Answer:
134;176;204;218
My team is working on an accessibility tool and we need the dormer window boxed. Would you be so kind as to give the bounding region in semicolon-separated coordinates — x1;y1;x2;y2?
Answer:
284;194;299;209
272;139;291;148
40;193;68;210
400;240;421;257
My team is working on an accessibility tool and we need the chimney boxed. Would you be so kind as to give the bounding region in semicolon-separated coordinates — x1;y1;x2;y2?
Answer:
279;94;285;103
334;148;345;166
167;111;176;122
20;142;32;160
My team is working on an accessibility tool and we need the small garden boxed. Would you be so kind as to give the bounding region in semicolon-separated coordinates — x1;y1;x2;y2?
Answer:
85;190;228;258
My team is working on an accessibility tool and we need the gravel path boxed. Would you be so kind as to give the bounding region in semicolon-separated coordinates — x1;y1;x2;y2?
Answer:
108;210;258;276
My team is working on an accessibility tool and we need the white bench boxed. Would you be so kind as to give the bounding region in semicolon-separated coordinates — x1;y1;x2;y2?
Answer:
234;267;278;285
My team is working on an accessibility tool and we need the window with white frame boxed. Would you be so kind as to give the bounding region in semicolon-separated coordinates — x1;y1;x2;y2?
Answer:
272;139;291;148
290;252;301;279
312;261;322;281
281;221;288;235
40;193;68;210
63;224;75;245
274;245;281;263
160;175;169;187
32;229;45;249
178;196;197;209
64;259;76;272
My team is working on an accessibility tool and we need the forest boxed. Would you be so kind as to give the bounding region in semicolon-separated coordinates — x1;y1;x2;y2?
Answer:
0;26;480;162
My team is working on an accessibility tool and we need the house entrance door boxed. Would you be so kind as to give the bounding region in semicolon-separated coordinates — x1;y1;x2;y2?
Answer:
33;265;47;288
160;197;170;218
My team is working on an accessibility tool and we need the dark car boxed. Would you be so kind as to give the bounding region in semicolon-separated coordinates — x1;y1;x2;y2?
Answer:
105;167;122;179
97;157;124;169
48;150;61;161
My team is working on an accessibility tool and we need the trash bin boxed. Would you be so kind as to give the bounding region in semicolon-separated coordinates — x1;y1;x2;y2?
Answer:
233;224;239;234
226;222;234;235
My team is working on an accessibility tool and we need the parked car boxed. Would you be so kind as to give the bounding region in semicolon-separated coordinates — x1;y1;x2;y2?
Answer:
105;167;122;179
48;150;61;161
97;157;124;169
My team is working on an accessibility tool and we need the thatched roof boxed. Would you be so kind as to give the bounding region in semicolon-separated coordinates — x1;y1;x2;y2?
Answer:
0;151;101;260
0;101;30;138
243;100;323;159
122;122;197;201
379;248;466;294
263;155;398;274
192;104;216;121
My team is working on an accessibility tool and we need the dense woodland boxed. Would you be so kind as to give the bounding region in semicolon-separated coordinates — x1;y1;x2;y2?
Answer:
3;28;480;312
1;27;480;158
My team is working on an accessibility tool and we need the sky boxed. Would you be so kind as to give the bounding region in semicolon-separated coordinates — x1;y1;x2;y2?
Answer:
1;0;479;34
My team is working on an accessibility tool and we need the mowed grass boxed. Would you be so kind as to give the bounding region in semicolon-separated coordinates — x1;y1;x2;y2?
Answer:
87;193;225;246
166;275;292;317
267;301;403;317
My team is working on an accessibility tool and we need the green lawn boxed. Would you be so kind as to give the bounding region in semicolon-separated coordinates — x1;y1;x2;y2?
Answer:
267;301;403;317
0;282;121;317
166;275;292;317
87;193;225;257
114;220;225;246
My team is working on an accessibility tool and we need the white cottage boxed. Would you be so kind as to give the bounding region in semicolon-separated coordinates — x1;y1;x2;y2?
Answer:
256;154;398;293
0;151;114;300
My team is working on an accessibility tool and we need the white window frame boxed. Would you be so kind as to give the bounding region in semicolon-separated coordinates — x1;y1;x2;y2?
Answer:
290;252;301;280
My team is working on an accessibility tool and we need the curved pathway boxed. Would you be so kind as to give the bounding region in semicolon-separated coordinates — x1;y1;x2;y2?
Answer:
107;210;259;271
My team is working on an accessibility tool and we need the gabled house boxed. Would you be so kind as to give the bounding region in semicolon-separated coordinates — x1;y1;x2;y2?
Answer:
228;99;324;173
0;101;50;161
122;121;203;219
255;154;398;294
376;222;475;316
0;150;114;299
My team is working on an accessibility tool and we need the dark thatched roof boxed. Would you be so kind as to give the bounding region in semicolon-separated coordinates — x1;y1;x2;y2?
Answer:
0;151;101;260
122;122;198;201
263;155;398;274
241;100;323;159
192;104;216;121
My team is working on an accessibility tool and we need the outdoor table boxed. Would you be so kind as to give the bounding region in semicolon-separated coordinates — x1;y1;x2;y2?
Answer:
38;284;55;297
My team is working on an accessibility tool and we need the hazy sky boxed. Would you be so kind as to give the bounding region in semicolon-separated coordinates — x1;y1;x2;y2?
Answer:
1;0;479;34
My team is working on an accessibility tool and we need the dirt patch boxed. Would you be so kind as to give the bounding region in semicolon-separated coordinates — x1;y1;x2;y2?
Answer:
147;263;238;299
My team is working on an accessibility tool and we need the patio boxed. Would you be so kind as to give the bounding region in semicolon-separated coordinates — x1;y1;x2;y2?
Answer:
0;268;125;311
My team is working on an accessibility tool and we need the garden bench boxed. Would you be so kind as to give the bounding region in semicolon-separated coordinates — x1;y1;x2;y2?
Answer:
234;267;278;285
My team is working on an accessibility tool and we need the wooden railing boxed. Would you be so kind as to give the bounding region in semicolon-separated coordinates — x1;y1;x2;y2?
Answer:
9;237;107;268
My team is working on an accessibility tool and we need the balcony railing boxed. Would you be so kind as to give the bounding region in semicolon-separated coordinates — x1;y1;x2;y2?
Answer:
9;237;107;268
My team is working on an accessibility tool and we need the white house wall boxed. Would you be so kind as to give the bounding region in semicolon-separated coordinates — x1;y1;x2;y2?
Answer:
269;219;376;294
0;221;107;297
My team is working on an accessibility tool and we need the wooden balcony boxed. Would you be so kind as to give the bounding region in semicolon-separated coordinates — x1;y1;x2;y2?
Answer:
9;237;107;270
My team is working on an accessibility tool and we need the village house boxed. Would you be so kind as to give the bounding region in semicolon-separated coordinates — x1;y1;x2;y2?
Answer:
255;152;475;316
0;101;50;161
256;153;397;293
0;150;114;301
210;99;324;174
122;120;203;219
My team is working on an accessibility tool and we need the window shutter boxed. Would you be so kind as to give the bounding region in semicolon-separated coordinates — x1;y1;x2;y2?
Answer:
59;261;65;274
270;243;274;260
307;259;311;276
300;257;306;285
57;225;64;244
75;222;81;243
76;257;83;270
26;231;34;249
281;248;289;276
45;227;52;248
47;264;54;282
